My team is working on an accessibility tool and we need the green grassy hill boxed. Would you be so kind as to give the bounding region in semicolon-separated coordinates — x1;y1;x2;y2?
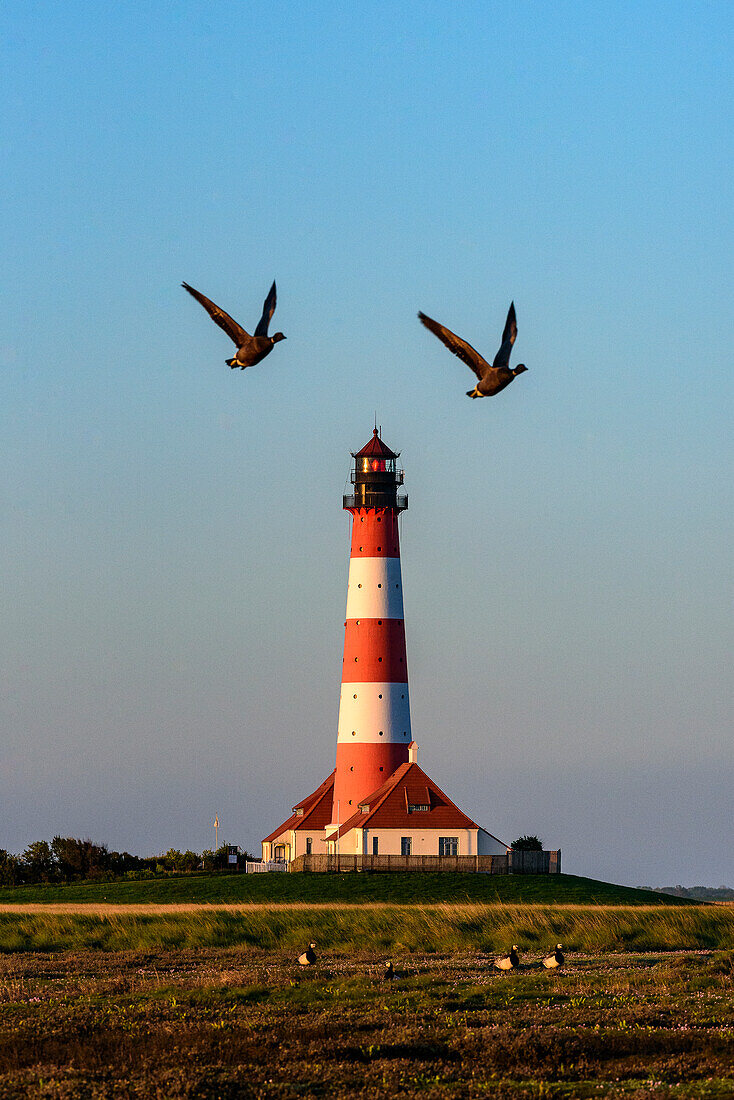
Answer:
0;871;698;906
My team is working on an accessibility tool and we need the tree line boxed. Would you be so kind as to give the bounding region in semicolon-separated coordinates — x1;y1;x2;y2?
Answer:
0;838;256;886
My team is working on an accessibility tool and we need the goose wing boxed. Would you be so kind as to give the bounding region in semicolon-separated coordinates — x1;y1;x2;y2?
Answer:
254;280;277;337
418;312;490;380
492;301;517;369
182;282;250;346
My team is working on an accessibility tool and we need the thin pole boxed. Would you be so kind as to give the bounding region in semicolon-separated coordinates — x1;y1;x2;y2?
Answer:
214;815;219;852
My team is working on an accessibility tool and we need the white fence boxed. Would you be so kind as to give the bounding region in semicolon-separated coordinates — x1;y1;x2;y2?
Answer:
245;860;288;873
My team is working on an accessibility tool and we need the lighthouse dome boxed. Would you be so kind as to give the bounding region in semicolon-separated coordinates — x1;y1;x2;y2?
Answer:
352;427;400;460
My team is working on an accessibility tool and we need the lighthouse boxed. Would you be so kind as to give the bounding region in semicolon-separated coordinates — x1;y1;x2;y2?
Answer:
261;428;507;865
330;429;411;828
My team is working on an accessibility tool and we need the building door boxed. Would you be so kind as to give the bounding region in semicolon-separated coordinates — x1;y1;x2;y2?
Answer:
372;837;379;856
274;845;286;862
401;836;412;856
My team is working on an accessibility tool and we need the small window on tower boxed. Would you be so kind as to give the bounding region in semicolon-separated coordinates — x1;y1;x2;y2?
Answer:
306;838;312;855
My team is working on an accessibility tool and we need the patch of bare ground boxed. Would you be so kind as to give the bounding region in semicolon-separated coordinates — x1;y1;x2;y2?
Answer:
0;949;732;1097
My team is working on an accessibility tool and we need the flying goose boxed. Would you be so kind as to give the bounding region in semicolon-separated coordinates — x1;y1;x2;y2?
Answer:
542;944;564;969
418;301;527;398
298;942;317;967
494;945;521;971
182;280;286;369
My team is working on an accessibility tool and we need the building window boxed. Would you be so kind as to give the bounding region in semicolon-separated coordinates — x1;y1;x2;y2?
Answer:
306;838;312;855
439;837;458;857
372;837;379;856
401;837;412;856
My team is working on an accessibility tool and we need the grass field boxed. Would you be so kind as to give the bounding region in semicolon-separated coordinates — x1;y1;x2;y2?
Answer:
0;946;732;1098
0;872;697;907
1;879;729;1096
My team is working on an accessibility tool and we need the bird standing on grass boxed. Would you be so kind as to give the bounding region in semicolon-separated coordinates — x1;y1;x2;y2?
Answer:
542;944;565;969
182;280;286;369
298;942;317;967
494;945;521;971
383;961;395;982
418;301;527;399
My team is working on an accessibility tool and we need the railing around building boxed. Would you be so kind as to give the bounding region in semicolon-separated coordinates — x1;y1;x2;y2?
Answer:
288;851;561;874
343;492;408;512
245;860;288;873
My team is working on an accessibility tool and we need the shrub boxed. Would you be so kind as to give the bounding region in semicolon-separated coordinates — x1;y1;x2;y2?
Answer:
510;835;543;851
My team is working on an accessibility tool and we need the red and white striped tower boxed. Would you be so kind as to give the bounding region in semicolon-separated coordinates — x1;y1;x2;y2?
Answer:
329;429;411;830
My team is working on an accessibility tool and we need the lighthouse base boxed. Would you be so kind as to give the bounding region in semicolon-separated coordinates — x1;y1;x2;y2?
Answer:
262;756;508;865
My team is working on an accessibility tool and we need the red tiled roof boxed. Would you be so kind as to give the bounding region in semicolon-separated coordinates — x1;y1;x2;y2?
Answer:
353;428;399;460
331;762;480;839
262;771;334;844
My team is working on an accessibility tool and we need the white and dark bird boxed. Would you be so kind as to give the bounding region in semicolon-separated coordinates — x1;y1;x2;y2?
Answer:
494;945;521;971
182;280;286;369
418;301;527;399
298;942;317;967
542;944;564;969
383;961;395;982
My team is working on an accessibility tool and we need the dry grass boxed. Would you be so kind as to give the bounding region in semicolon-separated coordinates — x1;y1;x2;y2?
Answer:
0;901;715;914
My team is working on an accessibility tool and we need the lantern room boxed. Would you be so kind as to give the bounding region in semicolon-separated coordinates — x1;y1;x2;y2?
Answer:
343;428;408;512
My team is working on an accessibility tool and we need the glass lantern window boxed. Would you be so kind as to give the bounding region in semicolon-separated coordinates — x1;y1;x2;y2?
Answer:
359;457;395;473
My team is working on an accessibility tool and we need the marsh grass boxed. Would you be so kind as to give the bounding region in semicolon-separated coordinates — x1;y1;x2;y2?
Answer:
0;903;732;955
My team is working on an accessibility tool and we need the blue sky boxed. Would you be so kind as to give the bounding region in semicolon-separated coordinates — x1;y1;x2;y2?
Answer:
2;1;732;885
